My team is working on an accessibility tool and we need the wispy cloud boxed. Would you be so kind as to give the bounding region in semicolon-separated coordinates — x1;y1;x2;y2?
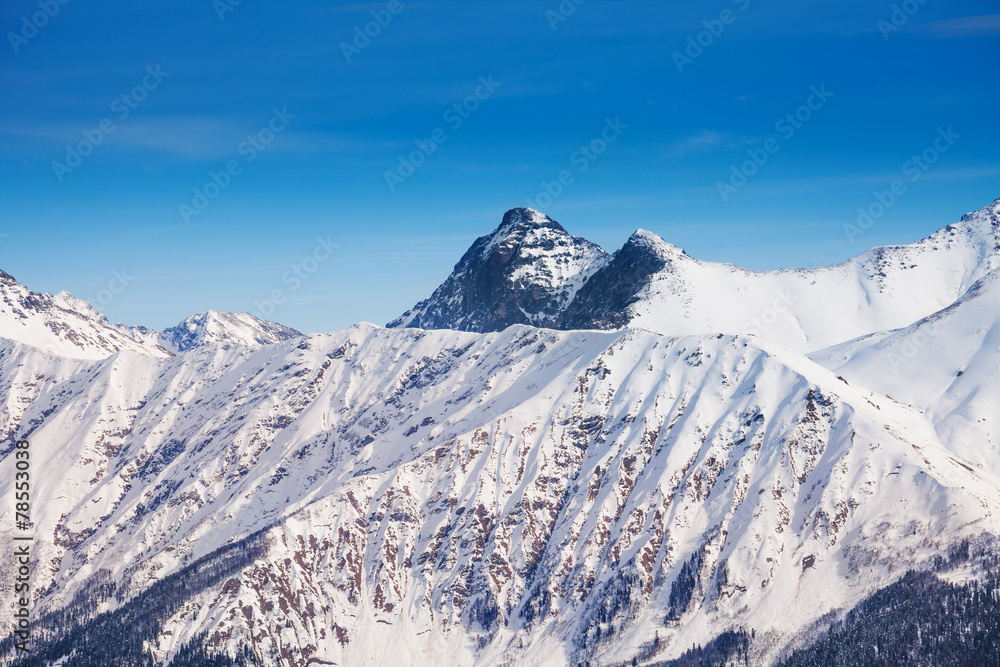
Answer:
663;130;734;159
0;116;373;160
914;14;1000;37
314;3;396;14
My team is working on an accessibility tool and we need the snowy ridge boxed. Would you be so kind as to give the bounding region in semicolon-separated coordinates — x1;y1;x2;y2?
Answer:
1;324;998;665
811;268;1000;475
394;200;1000;354
0;270;302;361
0;270;170;360
1;198;999;666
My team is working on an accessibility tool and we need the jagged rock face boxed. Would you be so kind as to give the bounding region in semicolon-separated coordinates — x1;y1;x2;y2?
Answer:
557;230;675;330
388;208;608;332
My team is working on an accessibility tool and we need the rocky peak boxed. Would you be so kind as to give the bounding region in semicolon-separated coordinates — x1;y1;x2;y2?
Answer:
387;208;608;332
498;207;559;232
556;229;680;330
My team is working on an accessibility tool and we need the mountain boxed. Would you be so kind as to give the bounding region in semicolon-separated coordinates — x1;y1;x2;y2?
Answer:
388;207;608;332
810;269;1000;476
392;200;1000;354
156;311;303;353
0;270;170;360
2;198;999;666
2;324;998;666
0;269;301;361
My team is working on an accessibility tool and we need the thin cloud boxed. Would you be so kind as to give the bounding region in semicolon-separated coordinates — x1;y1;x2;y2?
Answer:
664;130;733;158
314;3;396;14
0;117;374;160
914;14;1000;37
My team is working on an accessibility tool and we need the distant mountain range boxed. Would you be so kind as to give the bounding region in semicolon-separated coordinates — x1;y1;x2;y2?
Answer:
0;271;302;359
1;199;998;667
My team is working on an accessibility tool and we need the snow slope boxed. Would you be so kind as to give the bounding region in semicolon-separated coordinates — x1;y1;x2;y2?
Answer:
618;201;999;353
1;324;997;666
811;269;1000;476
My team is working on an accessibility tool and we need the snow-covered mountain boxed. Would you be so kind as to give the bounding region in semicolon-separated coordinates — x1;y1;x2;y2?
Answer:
155;310;302;354
1;198;999;666
392;200;1000;354
0;270;170;360
389;208;609;332
811;269;1000;476
0;269;301;361
2;324;998;666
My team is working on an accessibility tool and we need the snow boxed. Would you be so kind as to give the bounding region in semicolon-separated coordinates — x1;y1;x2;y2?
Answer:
625;200;999;353
1;198;999;666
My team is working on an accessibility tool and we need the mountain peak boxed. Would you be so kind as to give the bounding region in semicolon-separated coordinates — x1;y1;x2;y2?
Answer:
51;289;106;321
497;207;562;233
160;311;303;353
956;197;1000;240
387;208;608;332
626;228;687;258
0;271;170;359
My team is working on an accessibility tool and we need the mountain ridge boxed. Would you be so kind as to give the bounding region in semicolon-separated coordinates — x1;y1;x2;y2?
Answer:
0;269;302;359
3;322;998;666
390;199;1000;355
1;199;999;666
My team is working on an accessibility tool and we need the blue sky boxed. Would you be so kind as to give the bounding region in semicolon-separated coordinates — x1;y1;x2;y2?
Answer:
1;0;998;333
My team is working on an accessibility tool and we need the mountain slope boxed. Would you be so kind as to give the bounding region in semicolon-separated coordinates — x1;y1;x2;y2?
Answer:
810;269;1000;475
2;324;997;666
